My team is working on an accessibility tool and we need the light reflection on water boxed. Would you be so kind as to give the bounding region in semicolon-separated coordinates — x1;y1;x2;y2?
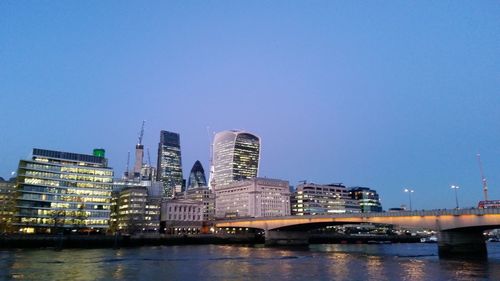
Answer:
366;255;385;281
1;243;500;281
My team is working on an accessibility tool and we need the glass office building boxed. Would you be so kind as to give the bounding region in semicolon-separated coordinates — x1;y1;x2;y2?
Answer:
187;160;207;189
0;177;16;233
291;183;361;215
157;130;184;198
211;130;260;189
348;187;383;212
15;148;113;234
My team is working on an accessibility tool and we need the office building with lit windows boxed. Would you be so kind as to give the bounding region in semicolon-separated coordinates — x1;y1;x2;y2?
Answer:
110;179;162;234
14;148;114;234
0;177;16;233
291;183;360;216
348;187;383;213
210;130;260;189
157;130;184;198
215;177;290;219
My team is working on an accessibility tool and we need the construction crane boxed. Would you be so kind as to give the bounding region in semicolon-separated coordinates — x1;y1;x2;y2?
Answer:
138;120;145;145
133;121;146;178
477;153;489;201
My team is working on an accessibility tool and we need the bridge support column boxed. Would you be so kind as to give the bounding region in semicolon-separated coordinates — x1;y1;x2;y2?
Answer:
265;230;310;246
438;230;487;259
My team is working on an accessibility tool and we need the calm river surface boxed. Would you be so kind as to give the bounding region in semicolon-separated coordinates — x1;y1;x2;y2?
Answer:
1;243;500;281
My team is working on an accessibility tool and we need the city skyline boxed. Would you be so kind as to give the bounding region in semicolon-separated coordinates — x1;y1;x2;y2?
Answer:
1;1;499;210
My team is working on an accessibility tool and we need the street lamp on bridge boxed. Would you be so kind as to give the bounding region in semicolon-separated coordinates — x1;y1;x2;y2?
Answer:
451;185;460;209
404;188;414;211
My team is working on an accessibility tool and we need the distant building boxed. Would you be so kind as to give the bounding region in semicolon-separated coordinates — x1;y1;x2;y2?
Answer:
110;179;162;234
178;186;215;221
140;165;156;181
160;199;203;235
187;161;207;189
215;177;290;219
156;130;184;197
210;130;260;189
388;207;406;212
15;148;113;234
0;177;16;233
291;183;360;216
348;187;383;213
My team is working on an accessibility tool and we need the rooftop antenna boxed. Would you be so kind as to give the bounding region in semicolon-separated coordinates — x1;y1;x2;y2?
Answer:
477;153;489;201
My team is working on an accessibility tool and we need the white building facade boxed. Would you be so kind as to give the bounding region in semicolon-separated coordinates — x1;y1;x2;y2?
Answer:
160;199;203;234
178;187;215;221
215;178;290;218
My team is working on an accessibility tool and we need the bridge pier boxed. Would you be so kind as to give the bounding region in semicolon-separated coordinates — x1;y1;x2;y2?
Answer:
438;230;487;259
265;230;310;246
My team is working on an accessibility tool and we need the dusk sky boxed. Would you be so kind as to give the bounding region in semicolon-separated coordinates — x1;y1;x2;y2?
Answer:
1;1;499;210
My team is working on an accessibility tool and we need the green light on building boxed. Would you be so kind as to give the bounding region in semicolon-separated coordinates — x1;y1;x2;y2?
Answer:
93;148;105;158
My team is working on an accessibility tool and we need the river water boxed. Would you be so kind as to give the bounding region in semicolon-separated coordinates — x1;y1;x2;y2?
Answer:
1;243;500;281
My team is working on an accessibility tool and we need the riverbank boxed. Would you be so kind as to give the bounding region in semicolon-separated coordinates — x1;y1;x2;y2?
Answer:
0;234;261;249
0;233;422;249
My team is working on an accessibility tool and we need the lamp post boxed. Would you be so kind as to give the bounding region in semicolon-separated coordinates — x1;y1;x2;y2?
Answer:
404;188;414;211
451;185;460;209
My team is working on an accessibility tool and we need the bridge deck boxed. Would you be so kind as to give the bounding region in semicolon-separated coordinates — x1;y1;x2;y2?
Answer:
215;209;500;231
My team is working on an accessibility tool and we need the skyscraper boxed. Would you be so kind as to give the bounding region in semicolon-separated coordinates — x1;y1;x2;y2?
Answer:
210;130;260;189
157;130;183;197
187;160;207;189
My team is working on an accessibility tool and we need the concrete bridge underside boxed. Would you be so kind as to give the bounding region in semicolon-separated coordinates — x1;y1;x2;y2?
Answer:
215;209;500;258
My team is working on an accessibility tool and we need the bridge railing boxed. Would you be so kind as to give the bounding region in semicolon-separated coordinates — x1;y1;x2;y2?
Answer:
305;208;500;219
215;208;500;223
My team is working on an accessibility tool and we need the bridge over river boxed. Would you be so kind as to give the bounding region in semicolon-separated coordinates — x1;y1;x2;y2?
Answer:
215;208;500;258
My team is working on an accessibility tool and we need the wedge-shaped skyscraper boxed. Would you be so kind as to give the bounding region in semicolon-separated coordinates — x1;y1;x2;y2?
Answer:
210;130;260;189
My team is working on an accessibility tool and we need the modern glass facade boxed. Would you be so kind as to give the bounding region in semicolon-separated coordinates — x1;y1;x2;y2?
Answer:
0;177;16;233
348;187;383;213
15;148;113;234
211;130;260;188
187;160;207;189
110;179;162;234
156;130;183;198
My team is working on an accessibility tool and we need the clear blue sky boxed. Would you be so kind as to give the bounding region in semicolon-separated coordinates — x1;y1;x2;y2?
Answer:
1;1;499;209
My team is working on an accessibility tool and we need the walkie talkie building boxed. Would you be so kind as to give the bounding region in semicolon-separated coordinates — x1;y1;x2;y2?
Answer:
210;130;260;189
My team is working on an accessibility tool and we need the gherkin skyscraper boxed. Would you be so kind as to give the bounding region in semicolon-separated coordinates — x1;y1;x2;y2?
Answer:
187;160;207;189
